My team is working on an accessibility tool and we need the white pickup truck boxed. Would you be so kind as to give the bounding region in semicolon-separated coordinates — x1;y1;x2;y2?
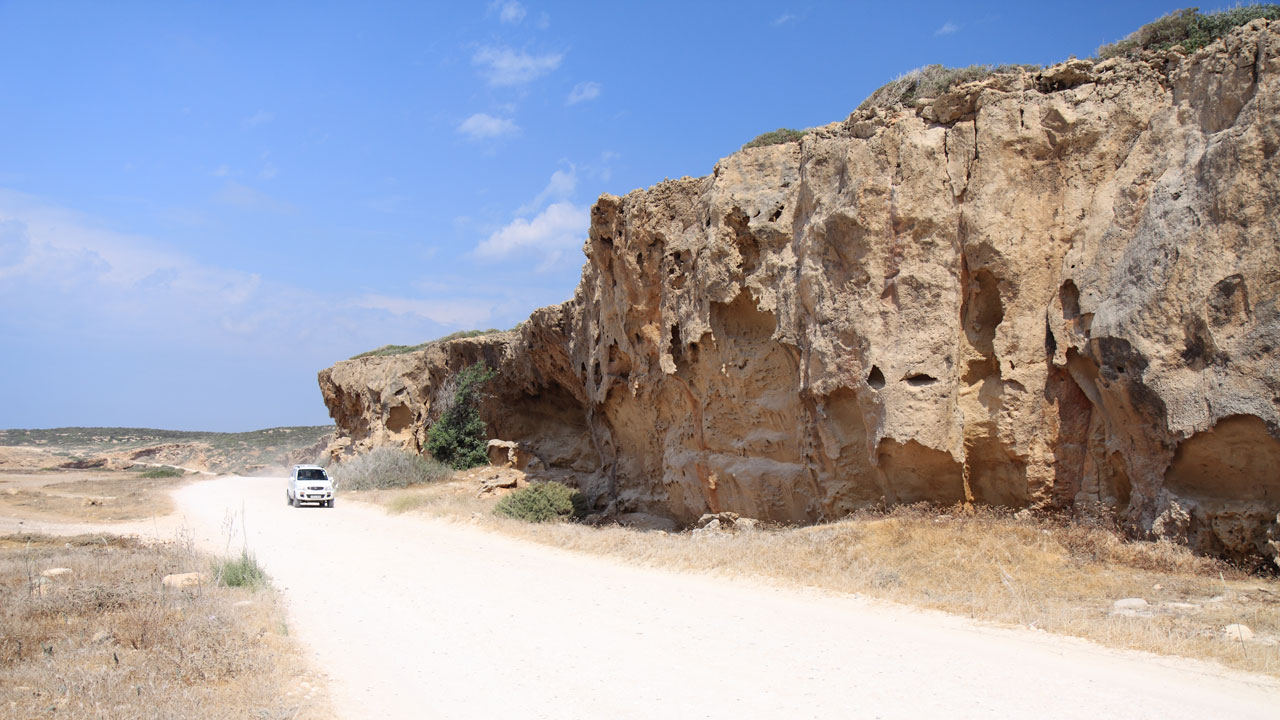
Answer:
287;464;335;508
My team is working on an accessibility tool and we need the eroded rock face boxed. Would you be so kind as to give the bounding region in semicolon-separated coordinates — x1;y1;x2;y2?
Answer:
321;21;1280;566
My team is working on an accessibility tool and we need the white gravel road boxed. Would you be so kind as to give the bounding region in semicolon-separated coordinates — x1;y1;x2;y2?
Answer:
21;475;1280;719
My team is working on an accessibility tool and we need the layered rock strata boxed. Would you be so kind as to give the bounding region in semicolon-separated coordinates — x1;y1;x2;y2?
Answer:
321;22;1280;566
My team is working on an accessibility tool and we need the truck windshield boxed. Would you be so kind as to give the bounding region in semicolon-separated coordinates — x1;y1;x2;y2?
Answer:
298;469;328;480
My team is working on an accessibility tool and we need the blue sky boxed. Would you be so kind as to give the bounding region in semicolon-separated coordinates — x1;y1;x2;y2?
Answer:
0;1;1196;431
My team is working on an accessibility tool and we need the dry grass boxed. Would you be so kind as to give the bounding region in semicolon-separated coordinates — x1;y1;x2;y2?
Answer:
364;483;1280;677
0;534;330;719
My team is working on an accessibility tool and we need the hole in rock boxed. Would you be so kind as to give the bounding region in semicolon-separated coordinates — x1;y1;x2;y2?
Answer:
385;404;412;433
962;268;1004;359
1059;280;1080;320
905;374;938;387
868;366;886;390
769;206;783;222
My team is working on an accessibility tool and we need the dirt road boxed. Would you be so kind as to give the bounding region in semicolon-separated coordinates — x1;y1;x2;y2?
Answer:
31;475;1280;719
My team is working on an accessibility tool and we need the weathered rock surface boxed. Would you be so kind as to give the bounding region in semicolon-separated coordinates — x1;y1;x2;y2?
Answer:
321;22;1280;566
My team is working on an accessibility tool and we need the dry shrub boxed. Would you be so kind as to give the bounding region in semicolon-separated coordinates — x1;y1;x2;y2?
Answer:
1098;5;1280;58
0;534;327;719
333;447;451;490
858;64;1036;110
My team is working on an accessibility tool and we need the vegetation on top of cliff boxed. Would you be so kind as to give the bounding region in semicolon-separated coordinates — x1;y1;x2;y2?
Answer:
350;328;505;360
1098;5;1280;58
742;128;809;149
858;63;1039;111
333;447;451;489
426;363;497;470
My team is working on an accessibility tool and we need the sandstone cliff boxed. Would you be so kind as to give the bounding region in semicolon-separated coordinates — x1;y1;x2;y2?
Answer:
320;21;1280;566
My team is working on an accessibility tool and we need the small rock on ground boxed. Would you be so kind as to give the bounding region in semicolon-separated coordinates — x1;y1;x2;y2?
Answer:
162;572;205;589
1223;624;1255;642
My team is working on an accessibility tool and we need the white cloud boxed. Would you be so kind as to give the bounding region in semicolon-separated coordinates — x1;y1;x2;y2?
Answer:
935;21;960;36
517;168;577;216
773;13;796;26
494;1;526;23
259;161;279;180
472;45;563;87
475;201;588;267
457;113;520;140
566;81;601;105
243;110;274;127
212;164;231;177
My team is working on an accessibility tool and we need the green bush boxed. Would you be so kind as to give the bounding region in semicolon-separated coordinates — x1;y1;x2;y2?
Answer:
493;481;588;523
137;466;183;478
426;364;497;470
333;447;451;490
742;128;808;150
1098;5;1280;58
214;549;269;589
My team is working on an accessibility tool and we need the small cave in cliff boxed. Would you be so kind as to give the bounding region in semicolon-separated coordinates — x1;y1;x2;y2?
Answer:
385;404;412;433
1166;415;1280;505
961;267;1005;384
877;440;966;505
1059;280;1080;320
488;383;601;475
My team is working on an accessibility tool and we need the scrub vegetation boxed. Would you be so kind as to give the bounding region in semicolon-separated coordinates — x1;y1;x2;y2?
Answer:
0;534;327;719
426;364;497;470
349;328;506;360
332;447;451;490
742;128;808;149
1098;5;1280;58
493;482;588;523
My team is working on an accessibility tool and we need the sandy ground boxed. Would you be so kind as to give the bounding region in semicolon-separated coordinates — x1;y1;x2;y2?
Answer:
9;475;1280;719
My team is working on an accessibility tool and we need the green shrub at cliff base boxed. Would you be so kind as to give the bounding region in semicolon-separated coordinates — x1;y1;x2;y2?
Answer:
426;363;497;470
493;481;589;523
1098;5;1280;58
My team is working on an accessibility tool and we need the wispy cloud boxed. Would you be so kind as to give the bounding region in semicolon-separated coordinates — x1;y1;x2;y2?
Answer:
491;0;526;24
475;201;588;271
259;162;279;180
517;167;576;216
935;21;960;36
211;164;231;177
457;113;520;140
472;45;563;87
243;110;274;128
566;81;601;105
773;13;796;26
